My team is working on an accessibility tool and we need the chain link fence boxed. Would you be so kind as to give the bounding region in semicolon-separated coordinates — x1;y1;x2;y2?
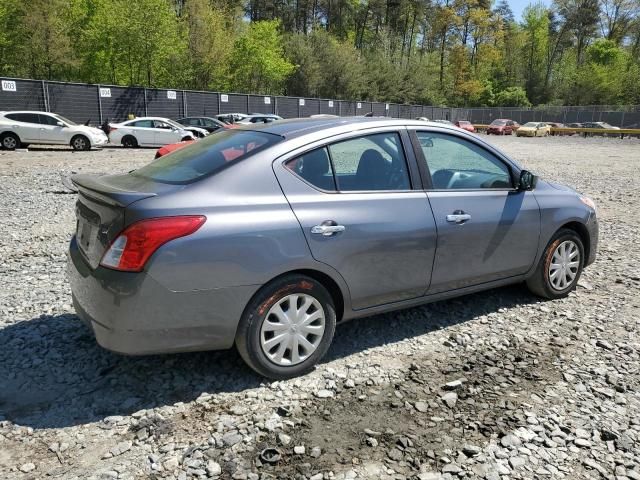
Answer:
2;77;639;128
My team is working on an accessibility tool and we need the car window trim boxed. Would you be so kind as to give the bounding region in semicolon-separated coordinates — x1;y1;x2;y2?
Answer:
410;129;518;192
282;128;418;194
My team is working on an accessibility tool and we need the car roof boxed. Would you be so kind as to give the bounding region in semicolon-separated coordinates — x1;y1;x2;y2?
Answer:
234;117;463;139
1;110;52;115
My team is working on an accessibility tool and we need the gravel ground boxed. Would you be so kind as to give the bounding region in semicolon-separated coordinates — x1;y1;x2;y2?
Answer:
0;136;639;480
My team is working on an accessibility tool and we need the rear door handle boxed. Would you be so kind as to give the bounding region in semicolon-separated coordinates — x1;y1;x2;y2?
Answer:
446;211;471;224
311;223;345;236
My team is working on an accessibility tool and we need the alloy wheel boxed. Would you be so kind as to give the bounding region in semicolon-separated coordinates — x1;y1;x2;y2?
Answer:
548;240;580;290
260;293;326;366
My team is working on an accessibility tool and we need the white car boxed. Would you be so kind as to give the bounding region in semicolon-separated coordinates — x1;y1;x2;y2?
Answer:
108;117;198;148
0;111;108;150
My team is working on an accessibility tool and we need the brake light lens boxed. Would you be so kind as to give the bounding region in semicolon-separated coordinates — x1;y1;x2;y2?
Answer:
100;216;206;272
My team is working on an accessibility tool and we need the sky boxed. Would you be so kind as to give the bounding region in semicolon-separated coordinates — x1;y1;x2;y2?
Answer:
509;0;552;21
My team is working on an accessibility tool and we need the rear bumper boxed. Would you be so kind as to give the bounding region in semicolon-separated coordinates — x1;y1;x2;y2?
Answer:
68;236;259;355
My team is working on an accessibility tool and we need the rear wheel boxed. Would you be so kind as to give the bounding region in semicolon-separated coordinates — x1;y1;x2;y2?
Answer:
1;132;20;150
235;274;336;379
526;228;584;299
122;135;138;148
71;135;90;151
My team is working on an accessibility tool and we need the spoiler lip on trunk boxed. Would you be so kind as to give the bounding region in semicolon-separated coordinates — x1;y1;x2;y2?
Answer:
71;174;157;208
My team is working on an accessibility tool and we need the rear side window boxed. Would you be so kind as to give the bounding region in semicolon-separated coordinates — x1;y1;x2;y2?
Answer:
6;113;39;123
132;130;282;184
131;120;153;128
328;133;410;191
285;148;336;191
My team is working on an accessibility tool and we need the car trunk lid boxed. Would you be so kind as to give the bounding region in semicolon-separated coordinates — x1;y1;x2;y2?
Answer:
71;173;160;269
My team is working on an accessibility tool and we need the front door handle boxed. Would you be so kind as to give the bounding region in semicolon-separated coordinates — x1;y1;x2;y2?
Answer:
446;211;471;224
311;222;345;236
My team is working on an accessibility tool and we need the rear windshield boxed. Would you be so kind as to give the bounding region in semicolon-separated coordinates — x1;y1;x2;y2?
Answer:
132;130;282;184
490;120;507;126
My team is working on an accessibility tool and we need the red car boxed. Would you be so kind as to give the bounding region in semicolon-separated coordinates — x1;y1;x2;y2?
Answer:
487;119;519;135
154;139;195;159
455;120;475;133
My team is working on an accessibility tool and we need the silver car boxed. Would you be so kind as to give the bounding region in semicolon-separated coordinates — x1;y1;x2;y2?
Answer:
68;118;598;378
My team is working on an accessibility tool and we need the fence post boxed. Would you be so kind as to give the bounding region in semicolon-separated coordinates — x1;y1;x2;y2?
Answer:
143;88;148;116
217;92;221;115
246;94;250;114
621;110;626;128
97;84;103;124
274;96;278;116
183;90;187;117
41;80;49;112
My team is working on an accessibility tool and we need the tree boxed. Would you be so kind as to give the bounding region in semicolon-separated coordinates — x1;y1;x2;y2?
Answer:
522;4;550;104
494;86;531;106
227;21;295;94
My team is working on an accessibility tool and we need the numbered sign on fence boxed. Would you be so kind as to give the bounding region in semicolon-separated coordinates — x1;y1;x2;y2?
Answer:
220;94;229;103
357;102;362;109
167;90;177;100
328;100;334;108
299;99;305;106
385;103;390;110
99;88;111;98
1;80;17;92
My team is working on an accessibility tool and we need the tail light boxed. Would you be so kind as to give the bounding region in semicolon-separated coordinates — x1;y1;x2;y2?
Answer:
100;216;206;272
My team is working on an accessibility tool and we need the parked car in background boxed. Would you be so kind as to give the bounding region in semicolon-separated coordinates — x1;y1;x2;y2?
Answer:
582;121;620;130
154;139;196;159
566;123;583;128
177;116;227;134
454;120;475;133
108;117;196;147
415;117;430;122
0;111;108;150
216;113;249;124
545;122;573;136
487;119;520;135
237;114;283;124
68;117;598;379
433;119;454;126
516;122;551;137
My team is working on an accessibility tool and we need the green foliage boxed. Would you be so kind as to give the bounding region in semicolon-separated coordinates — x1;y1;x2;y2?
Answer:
0;0;639;105
226;20;294;94
494;86;532;107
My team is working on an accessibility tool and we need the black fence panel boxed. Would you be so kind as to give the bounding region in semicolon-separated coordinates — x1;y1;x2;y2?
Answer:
220;94;248;114
275;97;298;118
46;82;99;124
599;111;624;127
0;78;46;112
372;102;387;116
318;99;339;115
185;91;219;117
100;86;146;122
623;112;640;128
300;98;320;117
248;95;274;114
146;89;183;119
386;104;398;118
338;101;355;116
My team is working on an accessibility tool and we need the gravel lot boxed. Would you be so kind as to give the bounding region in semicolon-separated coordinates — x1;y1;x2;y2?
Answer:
0;135;639;480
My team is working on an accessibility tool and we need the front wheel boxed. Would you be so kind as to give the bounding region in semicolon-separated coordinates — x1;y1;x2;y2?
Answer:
71;135;90;151
235;275;337;379
526;229;585;299
1;132;20;150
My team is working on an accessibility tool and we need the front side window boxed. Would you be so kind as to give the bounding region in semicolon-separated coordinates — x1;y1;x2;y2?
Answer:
38;114;60;126
154;120;173;129
132;130;282;184
416;132;512;190
327;133;410;191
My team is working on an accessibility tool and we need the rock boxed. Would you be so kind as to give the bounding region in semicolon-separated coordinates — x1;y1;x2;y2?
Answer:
293;445;306;455
163;456;180;471
414;401;429;412
387;448;403;462
310;446;321;458
441;392;458;408
316;389;334;398
19;463;35;473
278;433;292;446
222;432;243;447
109;441;132;457
462;445;481;457
366;437;378;447
509;457;526;469
574;438;592;448
501;434;522;448
206;461;222;476
443;380;463;390
596;339;614;350
442;463;462;474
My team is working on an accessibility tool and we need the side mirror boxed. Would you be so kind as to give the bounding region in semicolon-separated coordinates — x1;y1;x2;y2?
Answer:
518;170;537;191
56;121;65;127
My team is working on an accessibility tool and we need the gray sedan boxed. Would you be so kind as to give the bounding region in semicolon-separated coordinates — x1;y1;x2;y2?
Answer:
68;118;598;379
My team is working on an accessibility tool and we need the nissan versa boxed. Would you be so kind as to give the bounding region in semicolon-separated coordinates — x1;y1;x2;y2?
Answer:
68;118;598;379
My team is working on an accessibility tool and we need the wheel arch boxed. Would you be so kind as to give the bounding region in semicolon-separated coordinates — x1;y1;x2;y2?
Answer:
557;221;590;262
70;133;89;146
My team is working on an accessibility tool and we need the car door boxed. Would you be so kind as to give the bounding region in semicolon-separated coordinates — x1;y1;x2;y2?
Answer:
37;114;67;143
413;130;540;294
126;120;154;145
5;113;41;142
274;129;437;310
153;120;180;145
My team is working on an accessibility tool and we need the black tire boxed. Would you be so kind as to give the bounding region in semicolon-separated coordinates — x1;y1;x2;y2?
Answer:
1;132;20;150
122;135;138;148
235;274;337;379
71;135;90;151
526;228;585;299
181;136;192;142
